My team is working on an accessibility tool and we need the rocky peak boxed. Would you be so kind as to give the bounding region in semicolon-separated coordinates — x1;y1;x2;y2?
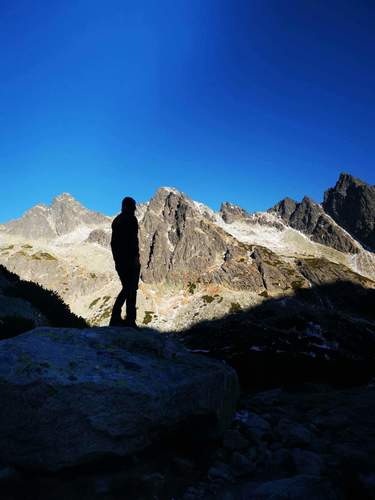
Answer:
147;187;190;215
333;172;367;193
270;194;360;254
52;192;77;203
323;173;375;251
220;202;248;223
139;187;217;283
271;197;297;220
4;193;110;240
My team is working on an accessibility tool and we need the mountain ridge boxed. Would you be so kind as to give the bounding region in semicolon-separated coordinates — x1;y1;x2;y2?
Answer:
1;173;374;330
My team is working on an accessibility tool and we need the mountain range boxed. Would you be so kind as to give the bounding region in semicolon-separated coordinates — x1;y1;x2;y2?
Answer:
0;173;374;332
1;173;375;499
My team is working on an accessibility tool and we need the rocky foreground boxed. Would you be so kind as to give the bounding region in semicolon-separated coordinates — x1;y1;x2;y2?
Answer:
2;379;375;499
0;326;375;499
0;327;238;471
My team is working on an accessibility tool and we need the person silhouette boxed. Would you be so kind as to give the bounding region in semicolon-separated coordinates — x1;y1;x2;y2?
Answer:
109;197;140;327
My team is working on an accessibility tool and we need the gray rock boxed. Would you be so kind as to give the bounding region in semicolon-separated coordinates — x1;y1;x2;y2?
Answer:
277;419;312;447
358;473;375;498
256;442;272;466
172;456;196;473
323;172;375;251
223;429;250;451
0;466;19;483
291;449;323;476
235;410;271;443
230;451;256;476
270;195;360;254
220;202;248;224
5;193;110;240
86;229;111;248
329;443;370;470
251;474;340;499
208;462;233;481
0;327;239;470
269;448;295;476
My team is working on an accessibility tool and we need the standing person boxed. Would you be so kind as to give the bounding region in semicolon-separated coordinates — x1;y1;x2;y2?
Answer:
109;197;140;327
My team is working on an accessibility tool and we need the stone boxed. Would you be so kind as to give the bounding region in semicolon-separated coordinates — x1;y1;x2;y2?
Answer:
222;429;250;451
0;326;239;471
230;451;256;476
269;448;295;476
220;202;248;224
0;466;19;483
277;419;312;447
270;194;360;254
323;172;375;252
251;474;340;499
235;410;271;443
291;449;323;476
208;462;233;482
358;473;375;498
4;193;110;240
172;456;196;473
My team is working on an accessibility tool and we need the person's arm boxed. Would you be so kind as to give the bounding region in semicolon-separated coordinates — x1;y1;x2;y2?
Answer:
110;218;122;263
129;217;140;264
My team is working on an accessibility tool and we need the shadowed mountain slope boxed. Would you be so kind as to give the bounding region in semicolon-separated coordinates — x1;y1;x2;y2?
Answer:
0;264;87;339
323;172;375;252
177;279;375;390
269;195;360;254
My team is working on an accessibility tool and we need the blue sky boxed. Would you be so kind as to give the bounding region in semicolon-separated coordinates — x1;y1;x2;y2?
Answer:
0;0;374;221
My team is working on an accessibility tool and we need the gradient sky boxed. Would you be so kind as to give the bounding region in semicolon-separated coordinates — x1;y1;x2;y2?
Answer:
0;0;374;221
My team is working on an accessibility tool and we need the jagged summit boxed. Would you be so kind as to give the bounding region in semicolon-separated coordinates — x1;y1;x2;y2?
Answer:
4;193;109;240
323;172;375;251
335;172;368;189
220;202;248;223
51;193;85;210
53;192;77;202
270;193;360;254
157;186;183;195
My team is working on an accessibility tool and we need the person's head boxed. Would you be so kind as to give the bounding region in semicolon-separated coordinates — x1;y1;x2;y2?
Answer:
121;196;136;214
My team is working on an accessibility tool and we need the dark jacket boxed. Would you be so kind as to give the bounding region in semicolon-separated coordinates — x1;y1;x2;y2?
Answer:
111;212;139;267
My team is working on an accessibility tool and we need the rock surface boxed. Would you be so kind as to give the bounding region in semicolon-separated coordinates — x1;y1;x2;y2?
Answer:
3;383;375;499
323;172;375;252
0;326;239;471
4;193;110;240
178;384;375;499
270;195;359;254
220;202;249;224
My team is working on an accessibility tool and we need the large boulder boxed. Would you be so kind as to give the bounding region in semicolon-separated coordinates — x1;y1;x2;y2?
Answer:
0;327;239;471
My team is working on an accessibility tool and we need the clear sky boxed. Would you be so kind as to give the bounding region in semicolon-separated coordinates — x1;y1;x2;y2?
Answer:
0;0;374;221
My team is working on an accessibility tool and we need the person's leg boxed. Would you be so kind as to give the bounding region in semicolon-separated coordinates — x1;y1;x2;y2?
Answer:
125;287;137;325
109;287;126;325
110;270;127;326
124;264;140;326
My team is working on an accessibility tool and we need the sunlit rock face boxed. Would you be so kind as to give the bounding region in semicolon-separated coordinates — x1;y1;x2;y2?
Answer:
4;193;110;240
0;173;375;330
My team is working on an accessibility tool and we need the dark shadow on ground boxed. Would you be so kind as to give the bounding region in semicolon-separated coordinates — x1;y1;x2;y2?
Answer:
172;280;375;390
